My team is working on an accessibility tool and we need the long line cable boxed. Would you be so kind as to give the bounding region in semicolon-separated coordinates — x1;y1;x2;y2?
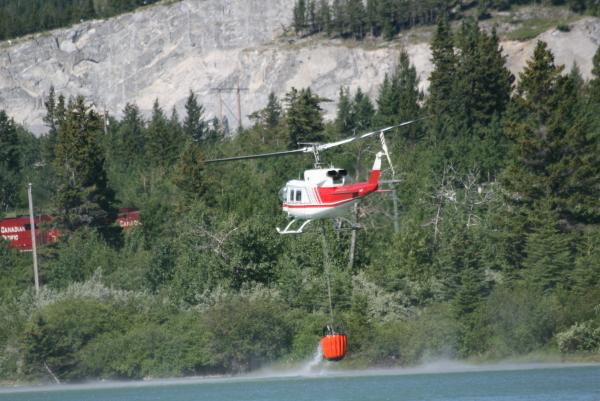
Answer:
320;221;334;326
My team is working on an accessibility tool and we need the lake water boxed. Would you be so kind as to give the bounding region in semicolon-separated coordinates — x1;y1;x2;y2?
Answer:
1;363;599;401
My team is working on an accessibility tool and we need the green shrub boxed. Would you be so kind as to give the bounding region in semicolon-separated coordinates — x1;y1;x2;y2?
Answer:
556;321;600;353
20;298;134;381
202;295;293;372
484;285;558;356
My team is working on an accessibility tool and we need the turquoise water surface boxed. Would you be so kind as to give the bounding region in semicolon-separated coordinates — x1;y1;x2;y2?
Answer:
1;364;599;401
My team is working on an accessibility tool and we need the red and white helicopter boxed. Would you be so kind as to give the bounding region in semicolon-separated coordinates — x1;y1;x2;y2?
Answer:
206;119;419;234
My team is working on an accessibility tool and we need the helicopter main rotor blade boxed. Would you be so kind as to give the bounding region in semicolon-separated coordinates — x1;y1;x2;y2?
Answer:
204;117;427;164
205;148;308;163
317;118;423;152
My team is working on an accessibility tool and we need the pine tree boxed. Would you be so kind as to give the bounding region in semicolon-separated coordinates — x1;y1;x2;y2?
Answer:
395;49;422;129
316;0;332;34
116;103;145;166
375;74;397;126
504;41;600;229
589;46;600;103
43;86;58;161
503;42;566;215
378;0;396;40
347;0;366;39
335;87;354;135
307;0;317;34
173;141;207;200
293;0;307;34
523;203;573;292
264;92;282;129
0;110;19;211
331;0;347;36
453;263;488;356
53;96;120;244
427;16;458;139
43;87;66;163
366;0;381;37
571;227;600;293
183;90;207;142
375;50;421;129
352;88;375;132
146;99;177;167
285;87;324;148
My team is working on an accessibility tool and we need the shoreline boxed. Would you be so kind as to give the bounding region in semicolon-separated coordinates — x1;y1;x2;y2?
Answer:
2;357;599;393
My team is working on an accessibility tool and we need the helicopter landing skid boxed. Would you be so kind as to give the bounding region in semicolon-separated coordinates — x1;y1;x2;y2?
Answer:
276;219;313;235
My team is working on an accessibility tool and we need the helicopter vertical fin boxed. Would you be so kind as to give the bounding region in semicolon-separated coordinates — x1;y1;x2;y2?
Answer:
369;152;384;185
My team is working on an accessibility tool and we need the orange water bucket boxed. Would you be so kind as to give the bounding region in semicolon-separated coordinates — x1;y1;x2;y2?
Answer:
321;333;347;361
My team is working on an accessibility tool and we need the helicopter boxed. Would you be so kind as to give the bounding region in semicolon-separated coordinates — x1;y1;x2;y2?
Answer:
206;119;419;234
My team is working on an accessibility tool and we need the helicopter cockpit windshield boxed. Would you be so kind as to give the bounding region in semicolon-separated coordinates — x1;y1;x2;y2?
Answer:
278;187;287;202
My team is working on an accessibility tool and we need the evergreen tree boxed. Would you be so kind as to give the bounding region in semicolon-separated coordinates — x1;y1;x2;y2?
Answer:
571;227;600;293
502;41;600;227
183;90;207;143
376;50;421;129
395;49;422;128
427;16;458;139
293;0;307;34
366;0;382;37
53;96;120;244
523;203;573;292
335;87;354;135
307;0;317;34
116;103;145;166
589;46;600;103
43;87;66;163
352;88;375;132
476;27;513;123
503;47;557;203
43;86;58;162
378;0;396;40
173;141;207;200
285;87;324;148
146;99;177;167
375;74;398;126
331;0;347;36
347;0;367;39
264;93;282;129
316;0;332;34
453;264;488;356
0;110;20;212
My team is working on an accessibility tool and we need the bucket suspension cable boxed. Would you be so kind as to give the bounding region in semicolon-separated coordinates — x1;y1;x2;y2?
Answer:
320;222;334;327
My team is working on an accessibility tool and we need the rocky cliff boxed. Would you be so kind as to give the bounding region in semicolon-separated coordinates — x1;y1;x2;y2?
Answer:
0;0;599;134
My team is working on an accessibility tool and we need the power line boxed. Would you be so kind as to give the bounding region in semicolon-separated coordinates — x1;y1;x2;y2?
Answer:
210;81;249;130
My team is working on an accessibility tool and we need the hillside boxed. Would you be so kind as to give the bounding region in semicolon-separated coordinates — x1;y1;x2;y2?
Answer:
1;0;600;384
0;0;598;133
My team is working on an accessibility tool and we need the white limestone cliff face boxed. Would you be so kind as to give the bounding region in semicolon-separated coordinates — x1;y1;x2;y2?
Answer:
0;0;599;134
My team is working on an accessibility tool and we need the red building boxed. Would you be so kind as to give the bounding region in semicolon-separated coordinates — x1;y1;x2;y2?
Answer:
0;209;140;251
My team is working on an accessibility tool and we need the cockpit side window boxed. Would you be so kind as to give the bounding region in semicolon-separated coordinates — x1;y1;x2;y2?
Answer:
296;190;302;202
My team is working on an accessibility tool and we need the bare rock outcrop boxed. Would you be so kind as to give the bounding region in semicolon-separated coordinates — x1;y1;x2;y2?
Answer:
0;0;599;134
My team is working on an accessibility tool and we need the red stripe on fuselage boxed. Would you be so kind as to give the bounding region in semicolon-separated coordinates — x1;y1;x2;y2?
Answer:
316;181;378;203
284;198;356;208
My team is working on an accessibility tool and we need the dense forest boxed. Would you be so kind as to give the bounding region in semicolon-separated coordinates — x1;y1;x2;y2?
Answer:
0;0;162;41
292;0;600;39
1;16;600;383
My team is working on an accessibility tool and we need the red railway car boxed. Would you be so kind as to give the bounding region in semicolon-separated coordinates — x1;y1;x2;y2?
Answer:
0;209;140;251
0;215;59;251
